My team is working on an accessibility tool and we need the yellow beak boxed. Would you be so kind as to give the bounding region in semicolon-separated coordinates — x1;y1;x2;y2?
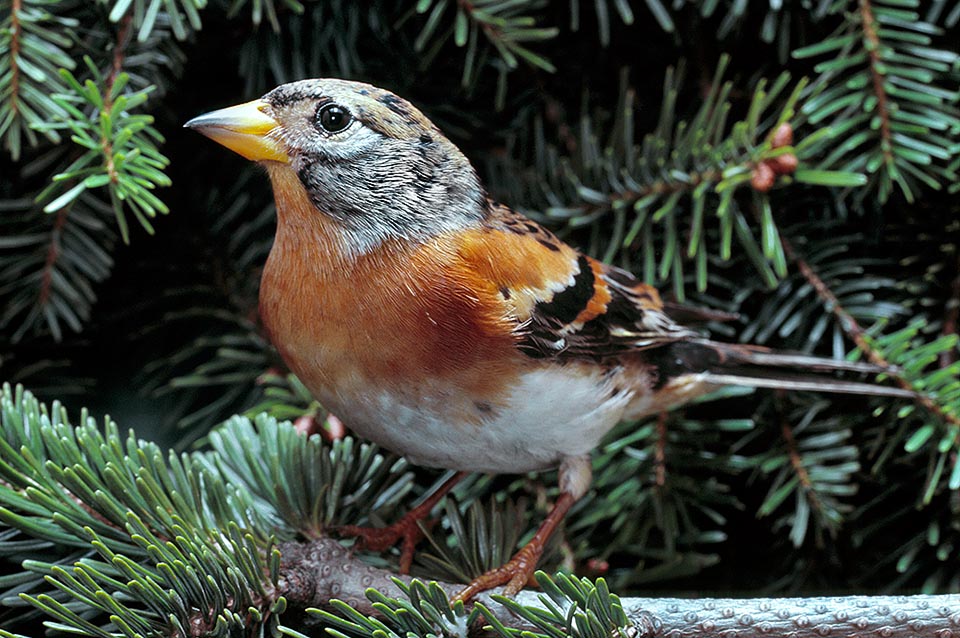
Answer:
184;99;288;163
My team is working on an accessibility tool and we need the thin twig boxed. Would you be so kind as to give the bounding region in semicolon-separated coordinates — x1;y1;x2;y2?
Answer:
106;15;132;94
775;391;827;533
101;14;133;185
37;209;69;307
859;0;894;168
575;169;725;219
940;253;960;368
783;238;960;429
456;0;505;52
654;411;668;487
36;14;133;314
9;0;22;117
778;403;816;498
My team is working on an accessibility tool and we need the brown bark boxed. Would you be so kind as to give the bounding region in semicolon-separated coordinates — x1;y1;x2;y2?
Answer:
277;538;960;637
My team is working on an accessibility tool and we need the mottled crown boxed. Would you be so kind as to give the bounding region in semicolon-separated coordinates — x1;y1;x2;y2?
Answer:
261;79;487;251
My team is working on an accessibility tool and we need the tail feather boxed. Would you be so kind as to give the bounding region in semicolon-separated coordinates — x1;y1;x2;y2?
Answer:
706;341;897;376
657;339;914;399
702;372;914;398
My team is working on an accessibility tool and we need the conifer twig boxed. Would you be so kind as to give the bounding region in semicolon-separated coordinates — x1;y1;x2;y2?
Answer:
36;208;68;309
654;411;668;487
941;254;960;368
572;169;726;218
30;14;133;333
783;237;960;429
9;0;22;120
858;0;893;168
101;14;133;187
777;393;825;523
456;0;499;48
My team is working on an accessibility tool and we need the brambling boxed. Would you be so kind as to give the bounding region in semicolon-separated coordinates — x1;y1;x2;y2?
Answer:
185;79;912;601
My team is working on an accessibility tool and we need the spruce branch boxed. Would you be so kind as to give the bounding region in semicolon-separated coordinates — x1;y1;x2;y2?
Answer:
794;0;960;203
35;53;171;243
859;322;960;489
0;193;115;342
571;0;826;48
208;416;417;538
784;238;960;431
745;394;862;548
781;238;960;503
413;496;554;585
942;254;960;369
92;3;191;98
1;4;187;340
569;0;646;44
505;57;865;300
412;0;558;97
36;207;67;321
0;0;76;159
740;223;909;354
105;0;206;41
0;385;406;634
859;0;894;172
234;1;393;96
226;0;303;33
698;0;830;54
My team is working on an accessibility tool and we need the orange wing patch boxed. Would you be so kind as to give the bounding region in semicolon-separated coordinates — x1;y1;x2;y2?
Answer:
573;257;613;326
443;203;699;362
452;206;584;324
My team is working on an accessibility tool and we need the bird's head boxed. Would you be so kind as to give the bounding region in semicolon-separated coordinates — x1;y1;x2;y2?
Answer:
185;79;487;251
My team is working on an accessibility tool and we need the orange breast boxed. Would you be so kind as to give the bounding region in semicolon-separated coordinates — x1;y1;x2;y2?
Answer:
258;167;521;422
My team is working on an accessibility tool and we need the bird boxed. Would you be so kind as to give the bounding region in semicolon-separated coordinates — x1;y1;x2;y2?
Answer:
185;79;913;601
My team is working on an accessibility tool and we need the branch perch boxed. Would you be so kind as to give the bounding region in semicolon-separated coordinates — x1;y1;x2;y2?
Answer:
278;538;960;637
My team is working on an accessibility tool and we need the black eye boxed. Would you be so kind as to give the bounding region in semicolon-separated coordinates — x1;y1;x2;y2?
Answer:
317;104;351;133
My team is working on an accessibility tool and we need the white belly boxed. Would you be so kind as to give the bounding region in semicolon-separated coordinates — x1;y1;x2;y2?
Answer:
335;365;635;474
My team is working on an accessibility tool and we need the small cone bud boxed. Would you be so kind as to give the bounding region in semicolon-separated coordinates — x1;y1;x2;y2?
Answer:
770;153;798;175
771;122;793;148
294;414;320;436
751;161;776;192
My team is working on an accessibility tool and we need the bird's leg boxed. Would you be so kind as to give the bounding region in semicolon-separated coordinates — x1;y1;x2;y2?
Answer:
452;455;592;603
335;470;467;574
452;493;576;603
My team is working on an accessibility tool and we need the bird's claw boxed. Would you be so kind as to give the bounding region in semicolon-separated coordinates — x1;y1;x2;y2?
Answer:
335;514;433;574
452;543;542;603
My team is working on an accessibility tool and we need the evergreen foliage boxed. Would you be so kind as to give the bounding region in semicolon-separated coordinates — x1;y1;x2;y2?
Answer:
794;0;959;203
0;0;958;635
